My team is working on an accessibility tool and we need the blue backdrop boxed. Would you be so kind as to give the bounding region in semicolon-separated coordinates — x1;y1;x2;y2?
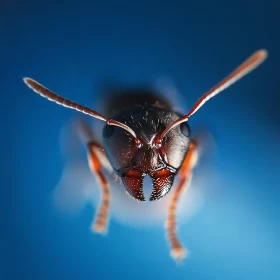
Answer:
3;1;279;280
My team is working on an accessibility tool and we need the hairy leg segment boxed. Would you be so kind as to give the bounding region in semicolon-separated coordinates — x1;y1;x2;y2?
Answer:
165;140;198;261
76;120;111;234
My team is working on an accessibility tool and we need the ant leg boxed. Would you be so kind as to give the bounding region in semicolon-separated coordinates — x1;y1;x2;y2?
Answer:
76;120;112;234
165;140;198;261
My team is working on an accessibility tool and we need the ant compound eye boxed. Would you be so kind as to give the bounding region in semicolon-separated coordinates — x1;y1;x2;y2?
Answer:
180;123;190;137
103;125;115;139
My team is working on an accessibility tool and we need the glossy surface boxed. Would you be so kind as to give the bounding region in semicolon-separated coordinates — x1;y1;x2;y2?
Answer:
103;107;189;172
103;106;190;200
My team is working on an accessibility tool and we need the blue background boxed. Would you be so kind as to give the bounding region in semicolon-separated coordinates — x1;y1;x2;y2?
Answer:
3;1;279;280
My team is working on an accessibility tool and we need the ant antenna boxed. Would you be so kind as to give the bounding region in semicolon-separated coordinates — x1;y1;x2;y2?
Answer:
23;78;140;145
158;49;268;142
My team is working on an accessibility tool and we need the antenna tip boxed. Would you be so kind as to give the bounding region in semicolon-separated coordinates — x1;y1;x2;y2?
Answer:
23;77;32;85
257;49;268;60
23;77;39;90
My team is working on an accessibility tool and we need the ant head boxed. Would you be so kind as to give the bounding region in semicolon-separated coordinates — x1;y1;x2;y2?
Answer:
102;108;191;201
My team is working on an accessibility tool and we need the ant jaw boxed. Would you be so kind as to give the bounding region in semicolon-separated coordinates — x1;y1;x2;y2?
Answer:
121;168;175;202
149;169;175;201
122;170;146;201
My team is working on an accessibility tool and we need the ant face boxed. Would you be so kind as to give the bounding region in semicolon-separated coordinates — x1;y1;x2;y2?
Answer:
102;108;190;201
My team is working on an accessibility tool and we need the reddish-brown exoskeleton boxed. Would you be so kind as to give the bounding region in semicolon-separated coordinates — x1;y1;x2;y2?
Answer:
24;50;267;261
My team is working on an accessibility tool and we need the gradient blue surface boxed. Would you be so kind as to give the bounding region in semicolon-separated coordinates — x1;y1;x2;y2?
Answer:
3;1;280;280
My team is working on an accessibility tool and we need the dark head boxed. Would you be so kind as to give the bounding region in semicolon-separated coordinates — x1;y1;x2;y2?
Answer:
103;107;190;201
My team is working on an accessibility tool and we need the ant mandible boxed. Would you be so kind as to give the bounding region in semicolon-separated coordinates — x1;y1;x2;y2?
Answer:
24;50;267;261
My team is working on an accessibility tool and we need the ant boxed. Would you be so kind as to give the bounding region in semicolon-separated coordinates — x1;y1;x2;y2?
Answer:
24;50;267;261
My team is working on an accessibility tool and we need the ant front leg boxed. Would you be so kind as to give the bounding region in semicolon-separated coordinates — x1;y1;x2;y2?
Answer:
76;120;112;234
165;140;198;262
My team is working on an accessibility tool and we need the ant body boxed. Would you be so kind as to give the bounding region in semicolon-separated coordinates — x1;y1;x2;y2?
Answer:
24;50;267;261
